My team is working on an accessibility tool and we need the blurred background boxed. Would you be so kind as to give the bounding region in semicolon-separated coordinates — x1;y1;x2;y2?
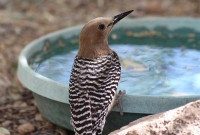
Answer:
0;0;200;134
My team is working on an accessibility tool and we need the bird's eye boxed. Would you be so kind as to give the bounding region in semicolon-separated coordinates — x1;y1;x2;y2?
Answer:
98;24;106;30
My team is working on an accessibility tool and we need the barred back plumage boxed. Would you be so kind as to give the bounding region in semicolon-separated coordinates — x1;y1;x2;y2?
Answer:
69;51;121;135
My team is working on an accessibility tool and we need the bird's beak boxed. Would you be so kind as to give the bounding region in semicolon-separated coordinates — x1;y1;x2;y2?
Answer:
108;10;134;27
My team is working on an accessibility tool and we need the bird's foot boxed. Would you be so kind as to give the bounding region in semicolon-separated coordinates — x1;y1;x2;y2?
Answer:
115;90;126;115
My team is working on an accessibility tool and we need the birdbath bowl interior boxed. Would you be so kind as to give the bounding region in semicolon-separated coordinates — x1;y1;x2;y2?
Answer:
17;18;200;134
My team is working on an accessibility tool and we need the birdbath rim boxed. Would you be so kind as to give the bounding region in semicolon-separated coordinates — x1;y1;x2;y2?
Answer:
17;17;200;114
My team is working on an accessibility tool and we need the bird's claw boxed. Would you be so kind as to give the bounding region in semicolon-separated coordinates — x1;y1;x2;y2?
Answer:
115;90;126;115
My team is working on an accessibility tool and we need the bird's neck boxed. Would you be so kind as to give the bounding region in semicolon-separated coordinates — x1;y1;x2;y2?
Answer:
77;40;112;60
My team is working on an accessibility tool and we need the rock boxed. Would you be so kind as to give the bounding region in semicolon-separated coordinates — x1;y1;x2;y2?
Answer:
0;127;10;135
13;101;27;108
18;119;28;124
1;120;12;127
17;123;35;134
55;127;68;135
30;99;38;107
35;113;45;121
109;100;200;135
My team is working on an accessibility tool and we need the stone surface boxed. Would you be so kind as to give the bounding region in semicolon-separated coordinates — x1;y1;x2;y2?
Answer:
109;100;200;135
35;113;45;122
17;123;35;134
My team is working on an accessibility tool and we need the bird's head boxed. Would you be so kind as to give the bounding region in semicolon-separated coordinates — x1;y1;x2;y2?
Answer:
78;10;133;59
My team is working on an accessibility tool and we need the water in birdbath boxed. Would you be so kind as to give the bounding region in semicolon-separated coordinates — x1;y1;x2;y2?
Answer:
31;44;200;96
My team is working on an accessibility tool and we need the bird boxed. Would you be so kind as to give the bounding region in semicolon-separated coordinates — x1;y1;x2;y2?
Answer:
69;10;133;135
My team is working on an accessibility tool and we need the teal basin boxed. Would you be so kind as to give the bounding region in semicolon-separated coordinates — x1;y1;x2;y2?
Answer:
17;18;200;134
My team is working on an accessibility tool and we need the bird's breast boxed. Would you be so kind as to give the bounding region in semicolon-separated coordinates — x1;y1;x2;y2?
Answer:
69;51;121;92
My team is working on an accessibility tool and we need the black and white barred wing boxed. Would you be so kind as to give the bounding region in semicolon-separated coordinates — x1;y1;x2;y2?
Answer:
69;52;121;135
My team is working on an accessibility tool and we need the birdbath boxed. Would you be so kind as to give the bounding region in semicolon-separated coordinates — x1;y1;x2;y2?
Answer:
17;18;200;134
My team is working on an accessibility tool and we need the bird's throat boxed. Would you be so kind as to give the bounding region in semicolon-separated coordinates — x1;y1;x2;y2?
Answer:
77;40;112;60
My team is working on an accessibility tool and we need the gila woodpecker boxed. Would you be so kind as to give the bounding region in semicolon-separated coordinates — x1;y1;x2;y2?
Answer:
69;10;133;135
